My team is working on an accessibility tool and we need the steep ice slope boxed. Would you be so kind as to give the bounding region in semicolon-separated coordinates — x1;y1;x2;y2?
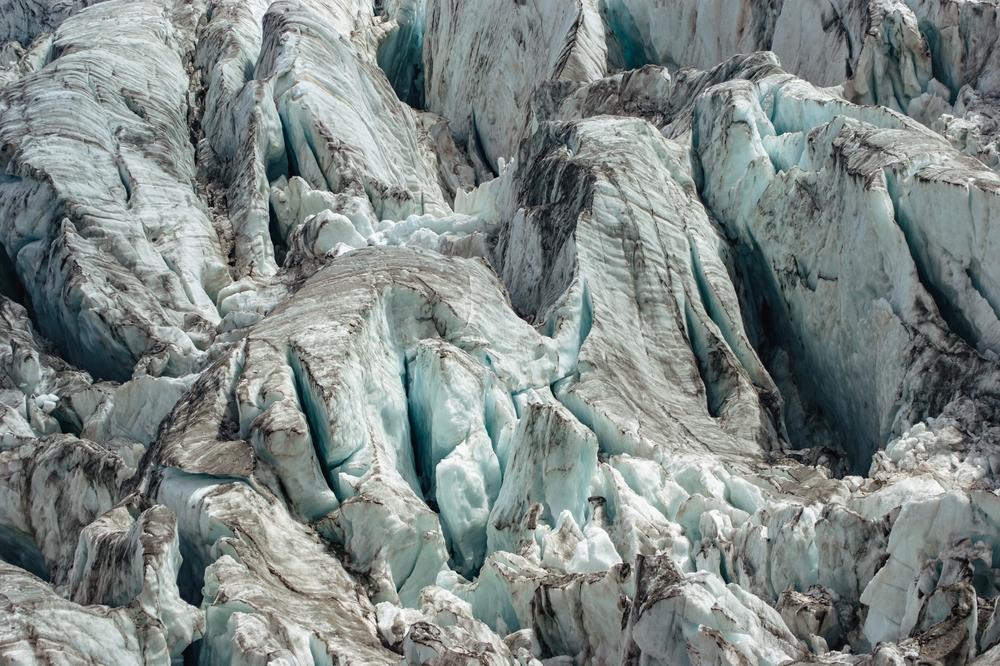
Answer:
599;0;1000;169
0;0;107;44
846;0;1000;168
146;243;808;664
695;69;1000;469
601;0;782;72
0;1;231;380
0;293;192;463
530;51;785;141
0;435;201;660
256;1;448;223
0;435;125;586
599;0;868;87
146;247;565;659
0;561;174;664
494;116;783;463
195;0;450;286
375;0;428;108
423;0;607;174
0;0;455;381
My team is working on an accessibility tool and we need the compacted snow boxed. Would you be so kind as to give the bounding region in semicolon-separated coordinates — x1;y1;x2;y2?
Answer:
2;0;1000;664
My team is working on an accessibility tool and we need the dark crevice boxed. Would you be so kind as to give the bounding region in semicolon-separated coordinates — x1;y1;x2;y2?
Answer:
176;539;205;607
402;357;433;504
482;391;505;459
287;347;338;500
0;240;112;385
0;524;49;581
545;283;593;386
549;284;616;457
116;157;134;206
469;110;498;179
917;18;958;104
884;170;979;349
149;468;253;608
375;1;426;109
0;242;33;315
264;134;290;184
268;201;287;266
967;260;1000;324
600;1;653;70
277;108;305;185
404;354;492;579
683;297;723;418
727;238;851;471
576;282;594;353
181;639;202;666
167;485;240;608
688;238;768;389
52;409;83;437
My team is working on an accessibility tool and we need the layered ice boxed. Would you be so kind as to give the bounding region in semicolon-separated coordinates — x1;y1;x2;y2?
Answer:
694;68;1000;469
423;0;607;174
0;1;231;379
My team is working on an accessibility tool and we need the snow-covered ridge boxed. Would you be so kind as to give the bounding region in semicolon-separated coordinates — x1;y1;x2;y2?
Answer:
2;0;1000;664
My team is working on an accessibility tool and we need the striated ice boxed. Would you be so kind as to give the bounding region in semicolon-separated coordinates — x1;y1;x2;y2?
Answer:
1;0;106;44
695;67;1000;469
258;2;448;222
65;504;203;657
423;0;606;174
0;2;231;379
0;561;171;664
495;116;783;465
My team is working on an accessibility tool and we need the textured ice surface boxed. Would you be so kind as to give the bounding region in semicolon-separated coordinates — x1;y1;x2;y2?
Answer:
694;69;1000;470
0;2;231;379
3;0;1000;664
423;0;607;174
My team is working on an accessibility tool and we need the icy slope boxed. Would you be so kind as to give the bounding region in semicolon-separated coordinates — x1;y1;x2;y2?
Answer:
423;0;607;175
695;70;1000;470
0;1;231;379
494;116;783;464
1;0;107;44
2;0;1000;664
598;0;1000;168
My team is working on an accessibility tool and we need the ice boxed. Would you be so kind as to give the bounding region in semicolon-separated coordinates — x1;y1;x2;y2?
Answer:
65;504;203;657
258;1;448;222
423;0;606;174
621;554;803;665
0;2;231;379
694;67;1000;471
0;561;168;664
3;0;1000;663
495;116;782;466
1;0;105;44
0;436;127;589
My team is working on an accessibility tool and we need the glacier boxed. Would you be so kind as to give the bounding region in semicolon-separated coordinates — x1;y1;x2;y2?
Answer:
2;0;1000;664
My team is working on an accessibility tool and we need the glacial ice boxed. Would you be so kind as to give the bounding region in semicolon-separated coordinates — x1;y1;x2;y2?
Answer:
0;1;231;379
2;0;1000;664
422;0;607;174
